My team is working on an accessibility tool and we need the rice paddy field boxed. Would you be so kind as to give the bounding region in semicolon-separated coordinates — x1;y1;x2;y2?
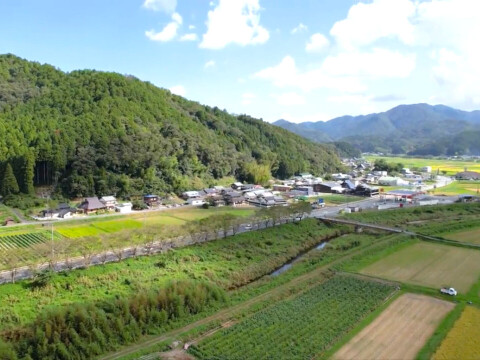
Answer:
442;226;480;244
433;306;480;360
365;155;480;175
333;293;455;360
360;242;480;293
435;180;480;196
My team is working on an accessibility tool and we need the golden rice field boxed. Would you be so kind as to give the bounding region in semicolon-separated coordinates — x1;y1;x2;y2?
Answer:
433;306;480;360
365;156;480;175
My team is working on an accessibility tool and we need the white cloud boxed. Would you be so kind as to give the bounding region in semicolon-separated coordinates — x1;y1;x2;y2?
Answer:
180;33;198;41
171;12;182;25
305;33;329;53
145;12;182;42
330;0;416;50
200;0;269;49
241;93;256;105
322;48;415;78
204;60;216;69
169;85;186;96
275;92;306;106
188;25;196;30
291;23;308;34
254;51;414;93
143;0;177;13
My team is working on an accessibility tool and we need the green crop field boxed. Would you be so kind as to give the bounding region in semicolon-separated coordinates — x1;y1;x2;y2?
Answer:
190;276;394;360
365;155;480;175
56;219;143;238
360;242;480;293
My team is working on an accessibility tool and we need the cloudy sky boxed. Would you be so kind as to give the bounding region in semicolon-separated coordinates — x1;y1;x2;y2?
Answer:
1;0;479;123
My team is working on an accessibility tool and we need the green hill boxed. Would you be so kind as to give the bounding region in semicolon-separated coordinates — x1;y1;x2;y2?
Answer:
0;54;341;198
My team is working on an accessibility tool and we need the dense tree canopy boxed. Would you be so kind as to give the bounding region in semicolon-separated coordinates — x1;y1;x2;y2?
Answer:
0;54;342;198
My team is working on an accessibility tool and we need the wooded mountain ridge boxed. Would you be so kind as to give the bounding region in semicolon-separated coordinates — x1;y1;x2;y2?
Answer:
0;54;341;199
274;104;480;156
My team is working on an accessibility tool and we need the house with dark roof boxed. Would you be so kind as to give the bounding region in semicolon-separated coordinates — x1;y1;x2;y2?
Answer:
78;197;107;214
455;171;480;180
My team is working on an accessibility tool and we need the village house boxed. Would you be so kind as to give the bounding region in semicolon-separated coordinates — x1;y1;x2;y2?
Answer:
182;191;201;199
455;171;480;180
78;197;107;214
143;194;160;206
42;202;77;219
100;196;117;210
312;182;344;194
272;184;292;192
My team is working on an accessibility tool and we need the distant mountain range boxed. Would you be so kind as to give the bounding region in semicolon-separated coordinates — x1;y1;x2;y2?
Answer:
274;104;480;156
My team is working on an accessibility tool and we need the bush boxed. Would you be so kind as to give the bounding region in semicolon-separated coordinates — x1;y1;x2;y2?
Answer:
132;200;148;210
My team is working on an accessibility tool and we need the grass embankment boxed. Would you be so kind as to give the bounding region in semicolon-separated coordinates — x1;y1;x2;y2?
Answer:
365;155;480;175
343;202;480;228
0;219;344;331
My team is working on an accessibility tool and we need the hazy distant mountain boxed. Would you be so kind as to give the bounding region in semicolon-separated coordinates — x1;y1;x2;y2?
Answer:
274;104;480;155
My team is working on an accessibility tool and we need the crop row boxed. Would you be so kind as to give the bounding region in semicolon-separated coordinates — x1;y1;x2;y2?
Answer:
0;233;48;264
190;275;394;360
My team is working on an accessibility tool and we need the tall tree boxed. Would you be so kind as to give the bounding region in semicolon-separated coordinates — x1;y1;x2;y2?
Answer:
1;163;20;196
21;151;35;194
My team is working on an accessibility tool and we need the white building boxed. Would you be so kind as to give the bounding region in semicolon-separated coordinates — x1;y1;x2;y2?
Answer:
421;166;432;173
115;202;132;213
378;176;410;187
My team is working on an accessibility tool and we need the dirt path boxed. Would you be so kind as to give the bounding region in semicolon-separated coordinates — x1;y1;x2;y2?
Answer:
99;237;394;360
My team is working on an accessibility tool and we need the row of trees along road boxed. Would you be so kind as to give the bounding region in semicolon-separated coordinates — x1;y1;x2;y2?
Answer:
3;202;313;283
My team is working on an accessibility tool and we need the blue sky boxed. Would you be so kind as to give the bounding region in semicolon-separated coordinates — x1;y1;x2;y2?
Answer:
1;0;479;123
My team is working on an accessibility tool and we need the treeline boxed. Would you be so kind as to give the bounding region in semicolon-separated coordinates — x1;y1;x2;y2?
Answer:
0;54;342;199
0;280;226;360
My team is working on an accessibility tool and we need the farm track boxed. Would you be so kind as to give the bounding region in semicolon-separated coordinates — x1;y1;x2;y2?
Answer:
99;236;394;360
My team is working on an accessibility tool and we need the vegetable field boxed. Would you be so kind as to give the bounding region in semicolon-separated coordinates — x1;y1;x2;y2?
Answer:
0;232;49;264
189;276;394;360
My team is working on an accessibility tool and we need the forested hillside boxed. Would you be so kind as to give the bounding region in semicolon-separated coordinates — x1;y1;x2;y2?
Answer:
0;54;341;198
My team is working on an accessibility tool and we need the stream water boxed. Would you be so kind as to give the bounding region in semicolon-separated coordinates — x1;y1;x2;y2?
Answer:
270;241;328;277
